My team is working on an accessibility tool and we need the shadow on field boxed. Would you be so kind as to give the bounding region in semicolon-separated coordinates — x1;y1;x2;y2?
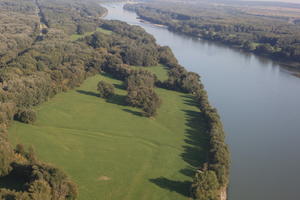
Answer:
107;94;127;106
122;108;143;117
76;90;99;97
149;177;191;197
113;83;126;90
149;95;208;197
180;94;199;107
0;164;28;192
179;167;195;178
181;109;208;168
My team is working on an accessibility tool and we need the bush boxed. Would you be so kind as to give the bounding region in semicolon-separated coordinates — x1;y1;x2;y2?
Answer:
126;87;161;117
0;139;14;177
97;81;115;99
191;170;220;200
14;109;37;124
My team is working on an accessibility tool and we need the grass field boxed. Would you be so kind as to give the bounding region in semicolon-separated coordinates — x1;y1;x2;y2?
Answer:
70;27;112;41
8;66;208;200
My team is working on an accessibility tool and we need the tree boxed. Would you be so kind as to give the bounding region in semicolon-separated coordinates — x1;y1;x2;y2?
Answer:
15;144;26;155
14;109;37;124
126;87;161;117
97;81;115;99
126;70;156;90
0;139;14;176
191;170;220;200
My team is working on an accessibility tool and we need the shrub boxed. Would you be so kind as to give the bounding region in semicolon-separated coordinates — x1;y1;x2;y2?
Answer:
0;139;14;177
126;87;161;117
97;81;115;99
14;109;37;124
191;170;220;200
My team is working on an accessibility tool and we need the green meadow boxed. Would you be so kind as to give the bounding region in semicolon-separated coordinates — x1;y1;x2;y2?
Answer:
70;27;112;41
8;66;208;200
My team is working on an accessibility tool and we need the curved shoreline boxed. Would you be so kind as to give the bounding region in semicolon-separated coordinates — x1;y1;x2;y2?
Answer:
124;6;300;78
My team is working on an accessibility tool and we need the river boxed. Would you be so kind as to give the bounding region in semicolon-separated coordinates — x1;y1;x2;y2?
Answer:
102;3;300;200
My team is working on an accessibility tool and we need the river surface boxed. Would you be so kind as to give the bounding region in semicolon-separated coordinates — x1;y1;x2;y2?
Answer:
102;3;300;200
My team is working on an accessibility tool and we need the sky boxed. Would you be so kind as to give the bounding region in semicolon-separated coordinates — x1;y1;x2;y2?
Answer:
241;0;300;3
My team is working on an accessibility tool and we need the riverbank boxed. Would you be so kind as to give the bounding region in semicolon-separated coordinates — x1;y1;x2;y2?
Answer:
103;3;300;200
124;4;300;76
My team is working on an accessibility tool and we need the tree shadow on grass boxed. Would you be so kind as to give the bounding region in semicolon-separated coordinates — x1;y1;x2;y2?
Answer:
149;177;191;197
180;94;199;107
113;83;126;90
179;167;196;178
149;95;209;197
106;94;127;106
181;109;209;168
0;163;29;192
122;109;143;117
76;90;99;97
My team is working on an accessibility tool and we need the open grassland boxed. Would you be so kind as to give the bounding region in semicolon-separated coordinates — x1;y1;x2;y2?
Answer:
70;27;112;41
8;66;208;200
132;64;169;81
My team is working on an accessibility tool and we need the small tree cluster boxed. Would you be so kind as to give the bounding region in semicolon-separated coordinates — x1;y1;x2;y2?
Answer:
0;138;14;177
191;170;220;200
14;109;37;124
127;87;161;117
0;144;78;200
97;81;115;99
126;70;161;117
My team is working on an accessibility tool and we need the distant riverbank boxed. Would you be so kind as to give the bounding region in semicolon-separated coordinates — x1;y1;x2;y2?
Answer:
124;4;300;77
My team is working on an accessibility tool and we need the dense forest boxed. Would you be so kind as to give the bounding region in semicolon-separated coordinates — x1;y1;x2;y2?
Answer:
125;1;300;71
0;0;229;199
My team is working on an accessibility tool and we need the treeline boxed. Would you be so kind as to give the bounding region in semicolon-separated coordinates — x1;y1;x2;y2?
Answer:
38;0;107;35
0;135;77;199
155;45;230;200
0;0;39;65
125;3;300;69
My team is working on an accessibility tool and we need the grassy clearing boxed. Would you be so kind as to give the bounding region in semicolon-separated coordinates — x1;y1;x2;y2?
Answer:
8;66;208;200
132;64;169;81
70;27;112;41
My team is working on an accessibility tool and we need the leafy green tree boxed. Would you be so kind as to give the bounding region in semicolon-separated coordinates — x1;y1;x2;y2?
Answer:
97;81;115;99
191;170;220;200
14;109;37;124
0;139;14;176
126;87;161;117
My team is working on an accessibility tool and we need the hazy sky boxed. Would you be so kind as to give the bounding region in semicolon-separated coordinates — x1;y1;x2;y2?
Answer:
243;0;300;3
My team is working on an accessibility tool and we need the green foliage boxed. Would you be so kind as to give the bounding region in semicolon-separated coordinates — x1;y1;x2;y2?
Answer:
125;2;300;66
127;87;161;117
126;70;161;117
126;70;156;90
191;170;220;200
0;139;14;177
97;80;115;99
14;109;37;124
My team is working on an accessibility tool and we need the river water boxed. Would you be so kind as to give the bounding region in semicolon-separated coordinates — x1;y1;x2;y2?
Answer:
102;3;300;200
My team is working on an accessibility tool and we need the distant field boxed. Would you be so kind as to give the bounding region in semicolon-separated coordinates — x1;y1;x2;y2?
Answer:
8;66;208;200
71;27;112;41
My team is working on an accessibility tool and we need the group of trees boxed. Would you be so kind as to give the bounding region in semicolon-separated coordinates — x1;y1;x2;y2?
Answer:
125;3;300;68
145;36;230;199
126;70;161;117
0;135;78;200
97;81;114;99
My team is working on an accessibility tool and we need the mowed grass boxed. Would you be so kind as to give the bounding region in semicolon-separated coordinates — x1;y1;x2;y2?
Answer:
132;64;169;81
8;66;208;200
70;27;112;41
